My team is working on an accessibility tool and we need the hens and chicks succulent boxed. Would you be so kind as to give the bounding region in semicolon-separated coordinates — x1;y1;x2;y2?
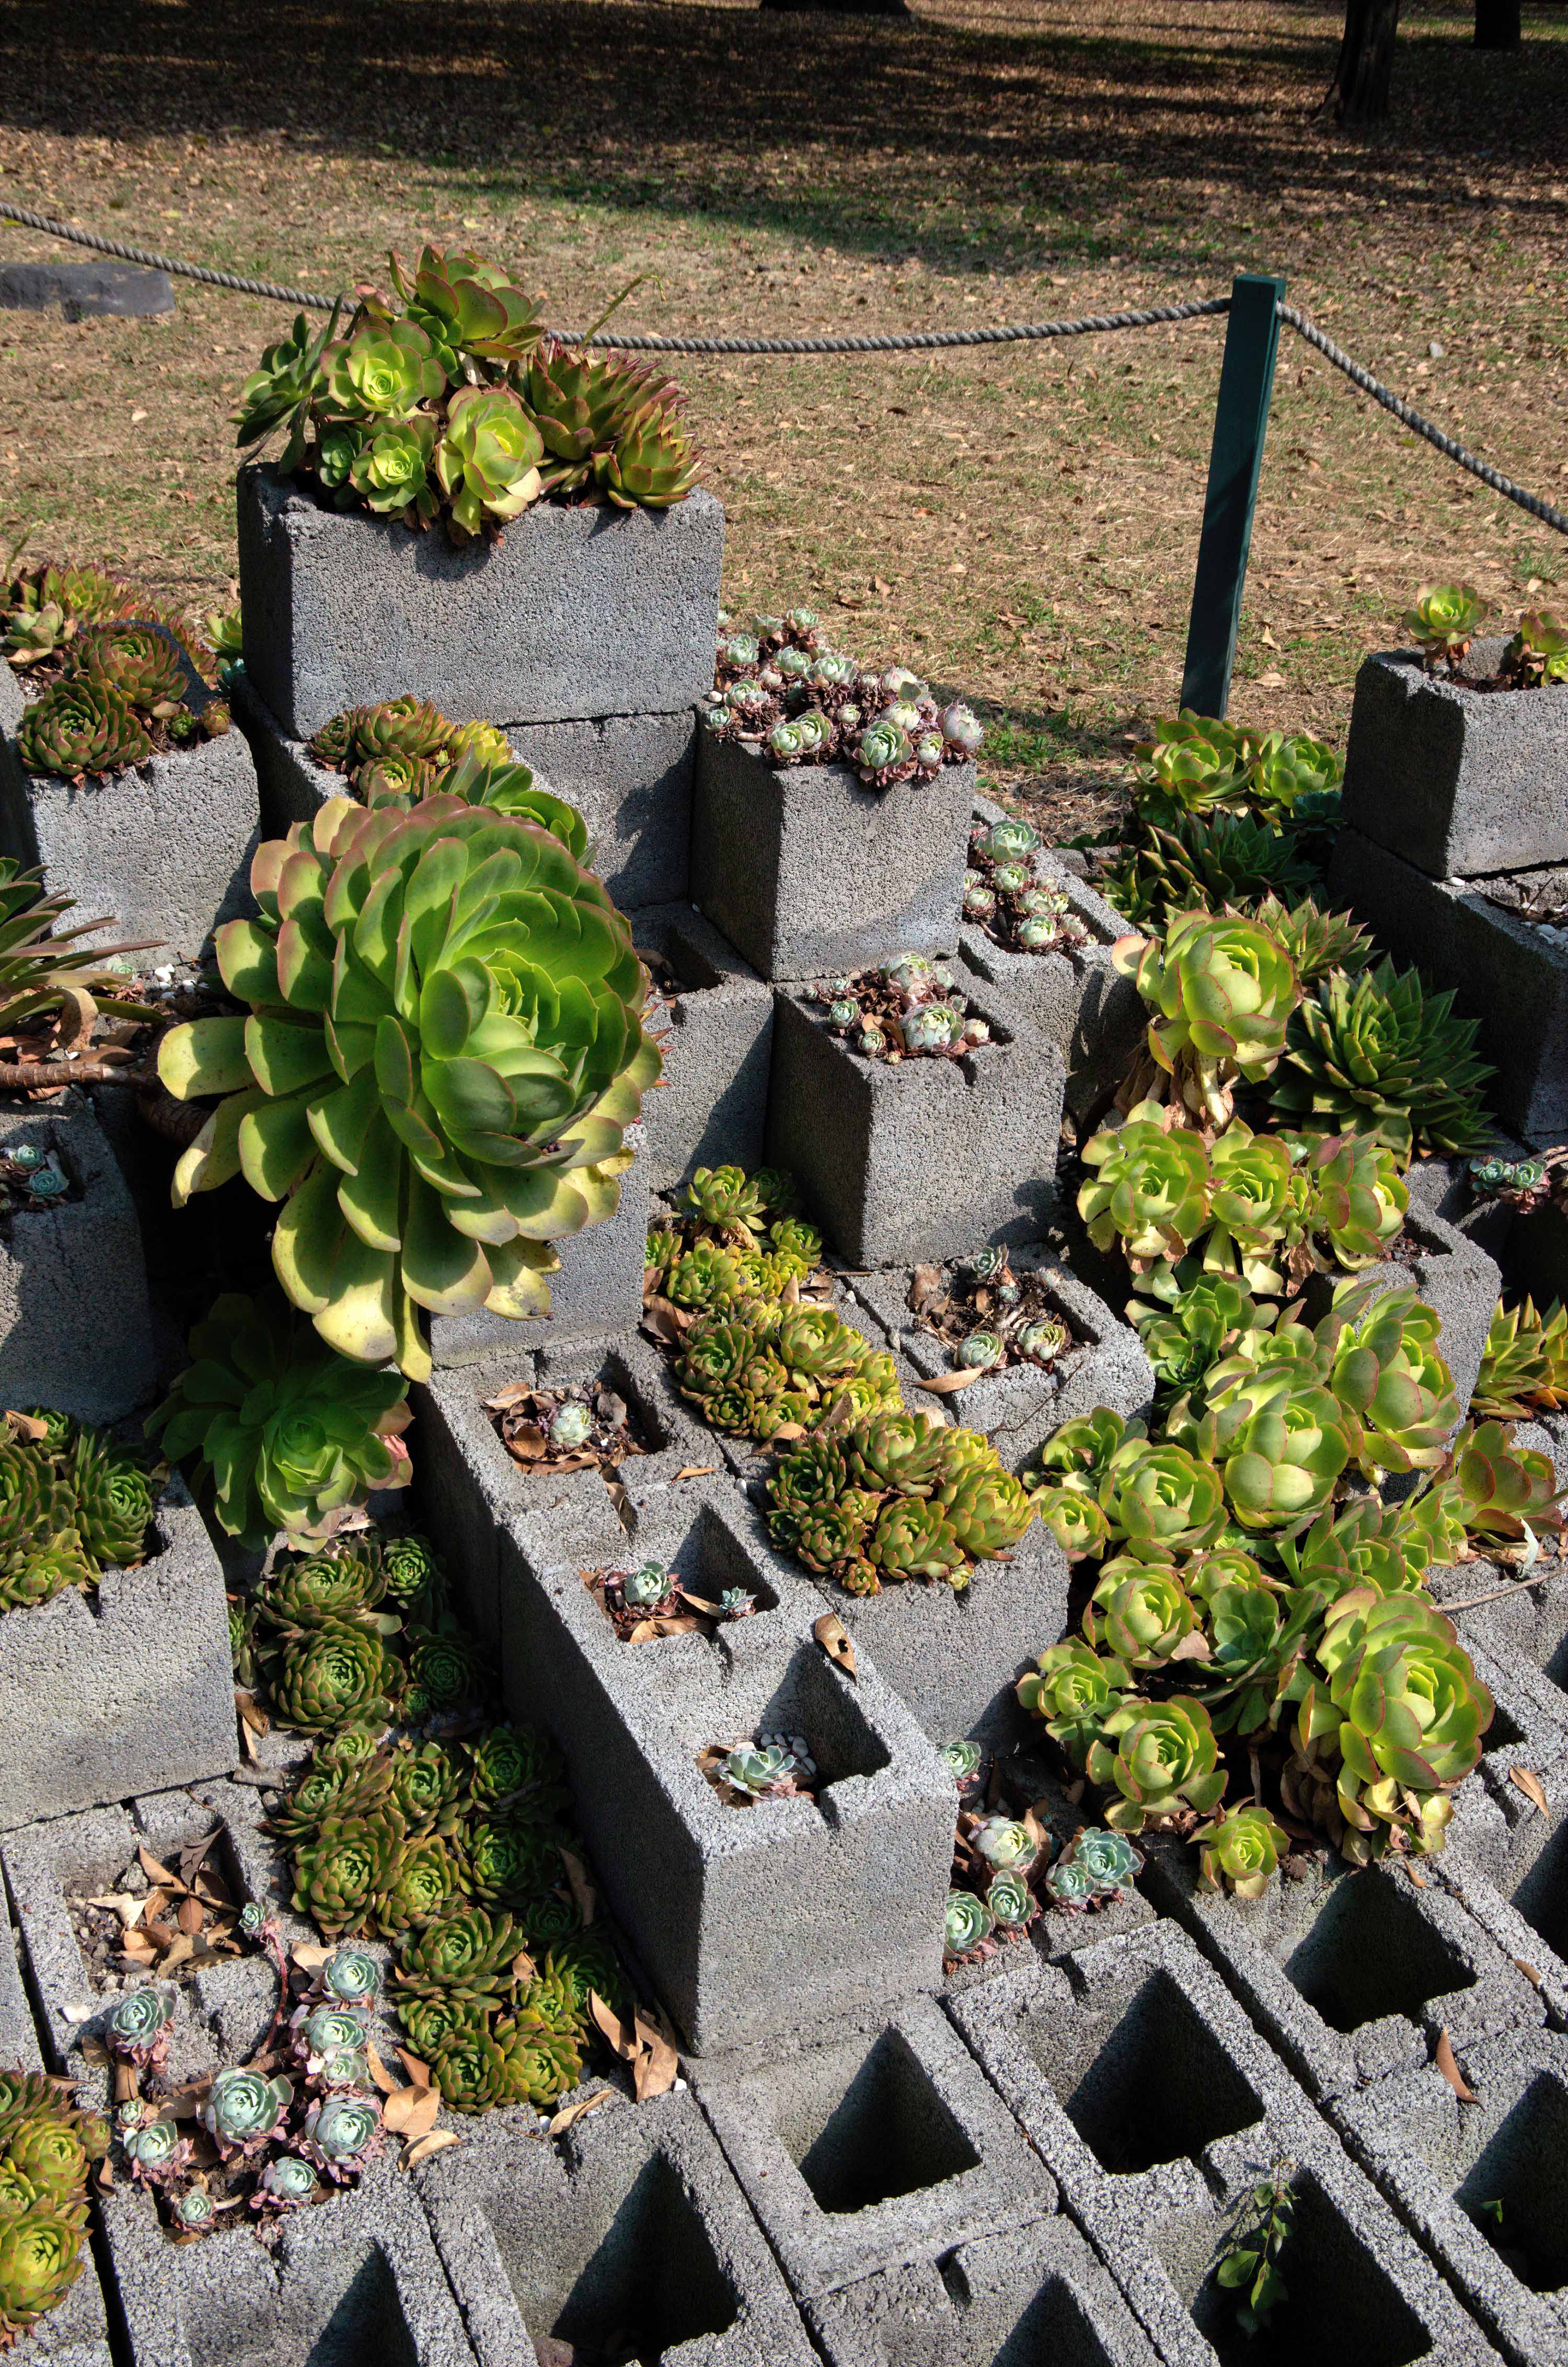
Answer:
0;2071;107;2342
963;813;1090;957
0;1410;156;1614
808;951;992;1064
701;605;983;789
1405;582;1568;687
235;244;700;542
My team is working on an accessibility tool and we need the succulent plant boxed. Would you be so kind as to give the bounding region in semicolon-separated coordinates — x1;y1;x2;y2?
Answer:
300;2091;382;2179
0;2203;89;2336
16;677;152;779
1274;957;1495;1164
396;1904;523;2006
974;1814;1039;1873
234;305;341;463
432;386;545;538
63;1429;154;1569
1320;1278;1460;1477
1471;1297;1568;1419
944;1888;995;1956
291;1803;406;1934
1448;1417;1560;1545
124;2117;189;2184
174;2189;216;2232
1077;1102;1212;1264
493;2015;584;2108
1067;1827;1144;1893
1129;713;1252;827
519;340;652;492
64;620;186;712
253;2154;321;2211
1193;1800;1289;1898
595;397;702;510
1086;1695;1226;1832
322;317;446;426
157;795;659;1382
1116;910;1300;1124
1404;581;1487;673
319;1946;382;2007
1017;1638;1129;1764
1503;608;1568;689
391;242;544;375
148;1290;411;1548
1101;810;1318;930
201;2068;293;2157
349;418;441;523
1043;1855;1098;1906
723;1740;810;1797
268;1614;403;1732
985;1868;1034;1927
1084;1555;1199;1668
1097;1435;1228;1558
1248;896;1374;986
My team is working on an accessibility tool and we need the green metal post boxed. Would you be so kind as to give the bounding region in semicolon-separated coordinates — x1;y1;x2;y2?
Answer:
1180;271;1287;719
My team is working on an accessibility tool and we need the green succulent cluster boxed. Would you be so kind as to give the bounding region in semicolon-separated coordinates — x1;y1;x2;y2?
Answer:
235;245;700;536
701;607;982;785
1112;909;1302;1126
766;1410;1036;1596
1127;711;1343;834
675;1299;901;1441
0;1415;158;1613
13;613;233;779
4;557;218;686
0;2072;107;2343
1273;956;1495;1162
155;789;660;1383
272;1713;617;2114
645;1163;823;1315
241;1527;471;1733
1502;608;1568;690
1471;1297;1568;1419
148;1290;412;1550
962;819;1090;959
0;857;158;1040
1404;581;1487;673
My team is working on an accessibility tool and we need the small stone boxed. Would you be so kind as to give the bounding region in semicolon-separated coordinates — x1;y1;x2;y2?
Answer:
1427;339;1445;360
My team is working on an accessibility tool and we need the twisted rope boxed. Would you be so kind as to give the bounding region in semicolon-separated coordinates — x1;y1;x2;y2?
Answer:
0;202;339;309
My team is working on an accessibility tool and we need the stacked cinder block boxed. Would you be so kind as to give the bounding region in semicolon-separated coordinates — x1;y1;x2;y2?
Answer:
950;1922;1507;2365
1330;638;1568;1136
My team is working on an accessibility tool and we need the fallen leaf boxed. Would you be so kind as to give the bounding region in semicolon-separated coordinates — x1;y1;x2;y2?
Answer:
292;1943;332;1970
396;2049;432;2089
917;1367;986;1394
1514;1958;1542;1988
481;1380;536;1412
813;1611;857;1680
1511;1767;1549;1816
671;1465;718;1483
87;1892;147;1929
1434;2028;1478;2103
156;1931;193;1972
1022;1805;1049;1855
549;2088;614;2135
1169;1631;1214;1661
365;2040;399;2096
560;1848;596;1926
177;1897;205;1936
384;2085;443;2140
404;2128;463;2167
769;1423;809;1444
1406;1866;1426;1887
589;1991;637;2057
4;1410;49;1441
1254;667;1287;688
631;2007;679;2102
137;1846;178;1888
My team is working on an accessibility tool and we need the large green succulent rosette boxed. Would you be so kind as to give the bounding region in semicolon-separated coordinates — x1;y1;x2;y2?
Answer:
156;796;661;1381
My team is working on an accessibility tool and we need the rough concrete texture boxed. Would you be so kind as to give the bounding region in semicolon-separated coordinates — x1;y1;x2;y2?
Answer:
634;902;775;1190
237;463;725;742
1328;824;1568;1137
0;261;174;319
0;657;260;961
412;1329;715;1657
1301;1196;1501;1445
0;1093;158;1422
0;1887;114;2367
850;1245;1156;1477
1138;1832;1543;2103
1331;2027;1568;2367
804;2216;1159;2367
690;1993;1052;2299
427;1134;651;1367
766;981;1065;1269
1403;1146;1519;1267
1341;641;1568;879
102;2152;477;2367
962;794;1145;1120
419;2085;817;2367
0;1476;236;1832
498;709;696;911
691;732;975;981
949;1923;1504;2367
504;1491;956;2053
233;673;698;911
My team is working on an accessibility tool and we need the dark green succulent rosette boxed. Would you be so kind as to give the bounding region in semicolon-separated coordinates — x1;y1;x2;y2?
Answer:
493;2014;583;2107
374;1832;462;1937
395;1906;524;2007
290;1803;407;1935
268;1617;402;1732
156;796;661;1383
15;676;152;780
260;1544;388;1631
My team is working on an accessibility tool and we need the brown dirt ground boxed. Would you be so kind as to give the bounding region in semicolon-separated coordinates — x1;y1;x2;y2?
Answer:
1;0;1564;838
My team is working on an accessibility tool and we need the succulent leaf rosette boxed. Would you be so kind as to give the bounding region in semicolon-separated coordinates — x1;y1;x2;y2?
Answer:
1113;910;1300;1125
1404;581;1486;672
156;795;660;1381
1017;1638;1130;1766
1085;1695;1226;1833
1273;958;1494;1165
1471;1296;1568;1421
1078;1103;1210;1264
1193;1801;1289;1898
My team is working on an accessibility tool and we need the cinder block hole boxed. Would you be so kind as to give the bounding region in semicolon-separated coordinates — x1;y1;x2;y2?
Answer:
185;2243;417;2367
1456;2073;1568;2291
1509;1814;1568;1959
618;1499;780;1630
1484;1700;1526;1752
774;2026;981;2215
1025;1968;1263;2174
1173;2172;1433;2367
533;2152;739;2363
1281;1868;1475;2034
757;1642;891;1792
936;2250;1121;2367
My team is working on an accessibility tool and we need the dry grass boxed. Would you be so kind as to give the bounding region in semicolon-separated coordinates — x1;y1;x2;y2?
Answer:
1;0;1564;832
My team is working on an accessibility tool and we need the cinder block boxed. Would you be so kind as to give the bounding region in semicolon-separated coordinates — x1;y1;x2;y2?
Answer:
691;731;975;981
420;2085;815;2366
634;902;774;1189
0;657;259;961
0;1093;158;1422
1328;824;1568;1137
804;2216;1159;2367
949;1923;1505;2366
1138;1833;1543;2103
426;1137;650;1369
504;1487;955;2052
1331;2028;1568;2367
412;1330;716;1656
0;1475;236;1832
849;1246;1156;1476
961;794;1145;1119
0;260;174;320
237;462;724;743
765;980;1064;1269
1342;640;1568;879
233;673;697;912
690;1993;1052;2299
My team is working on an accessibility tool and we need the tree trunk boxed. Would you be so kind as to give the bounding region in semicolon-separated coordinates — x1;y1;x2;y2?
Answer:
1474;0;1520;48
1327;0;1403;122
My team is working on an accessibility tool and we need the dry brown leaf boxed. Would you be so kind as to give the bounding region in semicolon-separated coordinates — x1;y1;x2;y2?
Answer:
813;1611;857;1681
292;1943;332;1970
365;2039;399;2096
1022;1805;1049;1855
1511;1767;1549;1816
87;1892;146;1929
396;2048;433;2089
917;1367;986;1394
674;1592;725;1619
671;1465;718;1482
137;1846;178;1888
1406;1866;1426;1887
560;1849;596;1926
177;1897;205;1936
404;2128;463;2168
769;1423;809;1444
480;1380;536;1412
4;1410;49;1442
1434;2028;1478;2103
158;1932;195;1974
384;2085;442;2140
111;2063;140;2106
549;2089;614;2136
589;1991;637;2059
1515;1958;1543;1988
1168;1631;1213;1661
235;1691;268;1737
631;2010;679;2103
